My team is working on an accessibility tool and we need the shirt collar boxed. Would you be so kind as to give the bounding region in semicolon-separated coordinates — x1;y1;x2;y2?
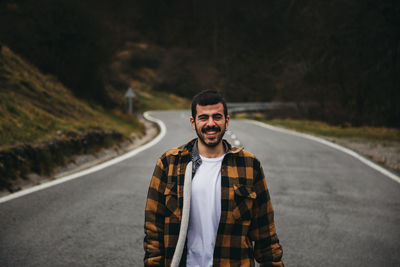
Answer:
191;139;230;175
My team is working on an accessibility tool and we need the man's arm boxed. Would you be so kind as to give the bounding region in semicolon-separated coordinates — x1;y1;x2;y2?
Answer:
249;159;284;267
144;156;168;266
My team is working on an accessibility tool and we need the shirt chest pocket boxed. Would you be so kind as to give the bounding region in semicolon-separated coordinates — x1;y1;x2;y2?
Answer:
232;184;257;221
164;182;181;220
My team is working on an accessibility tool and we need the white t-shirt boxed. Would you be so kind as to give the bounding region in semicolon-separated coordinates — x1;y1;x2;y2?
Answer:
186;154;224;267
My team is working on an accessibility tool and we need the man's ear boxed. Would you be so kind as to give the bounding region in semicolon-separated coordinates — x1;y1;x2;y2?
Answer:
190;117;195;129
225;115;230;127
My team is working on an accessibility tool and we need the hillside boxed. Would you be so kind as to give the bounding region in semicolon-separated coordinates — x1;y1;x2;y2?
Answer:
0;45;143;149
0;45;189;192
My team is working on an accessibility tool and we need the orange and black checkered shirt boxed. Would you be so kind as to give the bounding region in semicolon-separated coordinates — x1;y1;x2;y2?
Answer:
144;139;283;266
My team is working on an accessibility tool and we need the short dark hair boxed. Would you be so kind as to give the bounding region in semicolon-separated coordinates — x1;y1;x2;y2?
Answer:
191;90;228;119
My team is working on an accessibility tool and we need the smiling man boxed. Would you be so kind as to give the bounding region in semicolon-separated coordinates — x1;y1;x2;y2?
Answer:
144;90;283;266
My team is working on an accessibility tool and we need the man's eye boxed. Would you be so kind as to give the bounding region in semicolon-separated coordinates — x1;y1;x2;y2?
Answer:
213;115;223;120
198;116;208;120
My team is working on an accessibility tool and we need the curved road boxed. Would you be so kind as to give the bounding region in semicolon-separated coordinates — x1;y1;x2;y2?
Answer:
0;110;399;266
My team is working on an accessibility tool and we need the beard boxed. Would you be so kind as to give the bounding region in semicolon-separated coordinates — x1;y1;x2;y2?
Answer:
195;123;226;148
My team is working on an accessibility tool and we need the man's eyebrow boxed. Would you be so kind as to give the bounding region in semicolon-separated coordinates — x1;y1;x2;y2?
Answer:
198;112;223;116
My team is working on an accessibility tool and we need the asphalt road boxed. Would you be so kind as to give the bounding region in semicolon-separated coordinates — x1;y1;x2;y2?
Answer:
1;110;399;266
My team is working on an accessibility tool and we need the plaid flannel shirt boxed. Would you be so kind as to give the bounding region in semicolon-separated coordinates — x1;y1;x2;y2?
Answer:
144;138;283;266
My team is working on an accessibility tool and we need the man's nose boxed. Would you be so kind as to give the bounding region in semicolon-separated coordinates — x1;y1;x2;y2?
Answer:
206;117;217;126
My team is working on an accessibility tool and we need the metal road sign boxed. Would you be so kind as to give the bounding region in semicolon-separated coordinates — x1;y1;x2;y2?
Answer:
125;87;136;114
125;87;136;98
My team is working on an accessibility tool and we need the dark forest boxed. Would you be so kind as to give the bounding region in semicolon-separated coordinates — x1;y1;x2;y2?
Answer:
1;0;399;126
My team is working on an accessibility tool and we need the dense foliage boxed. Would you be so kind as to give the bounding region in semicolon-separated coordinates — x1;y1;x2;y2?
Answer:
1;0;399;126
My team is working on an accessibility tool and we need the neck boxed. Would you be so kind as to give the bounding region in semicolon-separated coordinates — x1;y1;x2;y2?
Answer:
197;139;225;158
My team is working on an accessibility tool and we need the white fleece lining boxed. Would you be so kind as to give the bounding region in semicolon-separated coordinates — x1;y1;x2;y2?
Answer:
170;161;192;267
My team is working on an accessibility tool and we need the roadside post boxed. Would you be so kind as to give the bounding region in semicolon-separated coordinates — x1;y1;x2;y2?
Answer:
125;87;136;115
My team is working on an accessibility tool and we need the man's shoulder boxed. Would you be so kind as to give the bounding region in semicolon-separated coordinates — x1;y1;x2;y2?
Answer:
160;138;196;158
163;146;182;157
233;147;258;160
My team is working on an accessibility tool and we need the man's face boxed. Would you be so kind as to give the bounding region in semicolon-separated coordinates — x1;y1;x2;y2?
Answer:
190;103;229;147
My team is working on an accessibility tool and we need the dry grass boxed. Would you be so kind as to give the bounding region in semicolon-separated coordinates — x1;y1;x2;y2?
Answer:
0;46;143;150
233;112;400;141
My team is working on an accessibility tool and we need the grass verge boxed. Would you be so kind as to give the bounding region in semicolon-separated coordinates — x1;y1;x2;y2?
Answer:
233;112;400;141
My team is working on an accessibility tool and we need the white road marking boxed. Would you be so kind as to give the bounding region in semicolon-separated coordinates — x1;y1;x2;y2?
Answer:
231;134;236;139
0;112;167;204
234;140;241;146
249;120;400;185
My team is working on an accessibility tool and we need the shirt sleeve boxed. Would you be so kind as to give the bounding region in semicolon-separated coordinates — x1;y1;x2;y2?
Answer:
144;156;168;266
248;159;284;267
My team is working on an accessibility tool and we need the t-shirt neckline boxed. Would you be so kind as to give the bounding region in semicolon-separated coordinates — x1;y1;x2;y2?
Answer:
199;154;225;162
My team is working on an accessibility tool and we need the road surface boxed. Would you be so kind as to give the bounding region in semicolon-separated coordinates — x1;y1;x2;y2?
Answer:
1;110;399;266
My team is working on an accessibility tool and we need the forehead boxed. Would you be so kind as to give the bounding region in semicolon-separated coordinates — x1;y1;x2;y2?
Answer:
195;103;224;116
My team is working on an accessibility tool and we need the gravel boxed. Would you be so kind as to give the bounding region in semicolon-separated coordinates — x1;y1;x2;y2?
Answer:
326;137;400;175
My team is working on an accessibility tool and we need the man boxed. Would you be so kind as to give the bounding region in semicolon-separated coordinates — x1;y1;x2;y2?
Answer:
144;90;283;266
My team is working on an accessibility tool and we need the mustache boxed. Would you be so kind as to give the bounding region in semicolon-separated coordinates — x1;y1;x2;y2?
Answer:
201;126;221;133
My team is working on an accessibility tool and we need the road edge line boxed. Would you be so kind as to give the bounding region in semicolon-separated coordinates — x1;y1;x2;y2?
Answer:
0;111;167;204
248;119;400;185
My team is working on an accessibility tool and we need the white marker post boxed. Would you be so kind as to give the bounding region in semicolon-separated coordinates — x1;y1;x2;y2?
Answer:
125;87;136;115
